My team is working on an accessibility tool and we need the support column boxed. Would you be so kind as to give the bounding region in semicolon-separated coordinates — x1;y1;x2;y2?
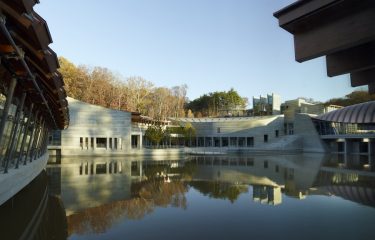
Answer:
33;119;45;160
4;93;26;172
0;77;17;151
139;135;143;149
37;127;47;157
25;113;39;163
15;104;29;160
106;137;109;150
18;104;33;166
368;139;371;156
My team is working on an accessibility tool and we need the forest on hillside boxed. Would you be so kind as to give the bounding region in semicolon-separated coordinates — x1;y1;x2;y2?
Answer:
59;57;187;120
324;91;375;106
59;57;248;119
59;57;375;120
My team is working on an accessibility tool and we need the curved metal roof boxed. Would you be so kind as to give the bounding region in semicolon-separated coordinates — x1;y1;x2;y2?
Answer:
315;101;375;123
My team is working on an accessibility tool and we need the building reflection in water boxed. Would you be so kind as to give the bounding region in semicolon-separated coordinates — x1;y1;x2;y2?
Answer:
44;154;375;237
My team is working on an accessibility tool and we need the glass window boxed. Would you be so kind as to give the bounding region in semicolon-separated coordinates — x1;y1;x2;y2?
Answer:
247;137;254;147
96;138;107;148
229;137;237;147
222;137;228;147
238;137;246;147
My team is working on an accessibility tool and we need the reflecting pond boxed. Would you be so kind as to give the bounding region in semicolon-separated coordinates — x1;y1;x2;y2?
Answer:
2;153;375;240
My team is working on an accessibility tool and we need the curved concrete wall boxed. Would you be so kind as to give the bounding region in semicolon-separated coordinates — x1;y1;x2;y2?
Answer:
0;153;48;205
181;115;285;147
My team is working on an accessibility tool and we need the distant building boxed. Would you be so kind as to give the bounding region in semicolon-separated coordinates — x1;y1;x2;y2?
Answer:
281;98;342;136
253;93;281;116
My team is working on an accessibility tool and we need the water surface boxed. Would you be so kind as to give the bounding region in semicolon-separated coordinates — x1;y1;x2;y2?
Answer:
46;153;375;240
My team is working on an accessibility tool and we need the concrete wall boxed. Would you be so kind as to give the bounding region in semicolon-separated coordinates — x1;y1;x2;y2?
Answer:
181;115;285;148
294;114;328;153
61;97;131;156
0;153;48;205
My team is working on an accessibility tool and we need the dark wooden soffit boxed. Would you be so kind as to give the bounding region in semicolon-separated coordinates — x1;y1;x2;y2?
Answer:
0;0;69;129
274;0;375;94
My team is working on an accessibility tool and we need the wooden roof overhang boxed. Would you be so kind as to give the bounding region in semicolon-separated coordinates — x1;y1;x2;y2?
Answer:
131;112;170;125
274;0;375;93
0;0;69;129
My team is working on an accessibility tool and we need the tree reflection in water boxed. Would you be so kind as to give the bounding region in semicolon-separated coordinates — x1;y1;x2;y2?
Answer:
68;180;188;235
189;181;248;203
60;154;375;238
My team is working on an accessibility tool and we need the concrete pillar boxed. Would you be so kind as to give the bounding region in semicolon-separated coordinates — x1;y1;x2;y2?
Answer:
368;140;371;156
139;135;143;149
369;140;375;168
106;137;109;150
94;137;97;149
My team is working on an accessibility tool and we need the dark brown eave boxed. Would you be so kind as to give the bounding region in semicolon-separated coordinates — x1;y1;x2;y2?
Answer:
274;0;375;94
0;0;69;129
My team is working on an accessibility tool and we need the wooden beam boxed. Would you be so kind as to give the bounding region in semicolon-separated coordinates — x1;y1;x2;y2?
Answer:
369;82;375;94
294;7;375;62
326;41;375;76
350;68;375;87
274;0;339;32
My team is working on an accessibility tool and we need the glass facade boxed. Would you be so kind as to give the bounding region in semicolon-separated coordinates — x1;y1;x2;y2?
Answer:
0;93;49;173
313;119;375;135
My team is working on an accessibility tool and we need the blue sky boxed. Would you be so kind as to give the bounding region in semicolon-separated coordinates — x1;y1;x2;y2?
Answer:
35;0;361;106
